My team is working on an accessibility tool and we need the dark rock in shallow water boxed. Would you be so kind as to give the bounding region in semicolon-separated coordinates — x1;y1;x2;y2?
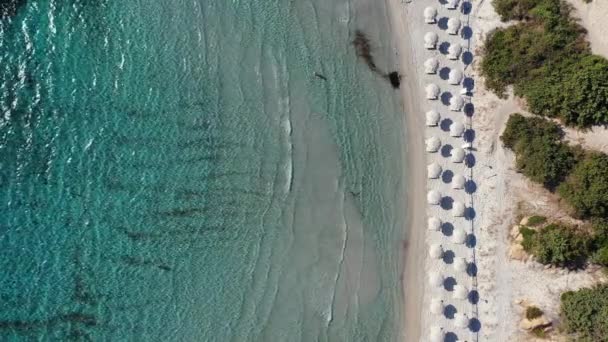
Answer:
388;72;401;89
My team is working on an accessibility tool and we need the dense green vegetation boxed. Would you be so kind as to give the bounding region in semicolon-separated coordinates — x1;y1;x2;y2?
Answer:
500;114;563;149
520;223;591;267
559;153;608;218
561;284;608;341
520;219;608;267
519;226;537;252
501;114;579;188
484;0;608;127
502;115;608;218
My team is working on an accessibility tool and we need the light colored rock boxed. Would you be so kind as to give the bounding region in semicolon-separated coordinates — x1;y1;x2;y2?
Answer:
510;225;520;239
520;216;530;226
519;315;551;331
509;244;527;261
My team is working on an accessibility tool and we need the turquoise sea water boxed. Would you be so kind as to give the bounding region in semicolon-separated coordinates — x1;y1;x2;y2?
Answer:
0;0;406;340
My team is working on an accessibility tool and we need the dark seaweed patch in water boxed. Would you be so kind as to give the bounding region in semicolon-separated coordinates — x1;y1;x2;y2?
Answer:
0;0;27;18
352;30;401;89
0;313;97;331
352;30;378;72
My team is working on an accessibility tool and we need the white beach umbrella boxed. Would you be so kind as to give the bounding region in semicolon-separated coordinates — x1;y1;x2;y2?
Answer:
449;121;465;137
451;147;465;163
452;174;466;189
430;326;445;342
447;0;460;10
426;83;440;99
426;110;441;126
426;136;442;152
448;43;462;60
424;57;439;74
427;190;442;205
454;257;468;272
430;298;445;315
424;7;438;23
452;201;466;217
448;69;464;85
429;244;444;259
453;284;469;299
455;313;470;328
428;216;442;231
452;227;467;244
447;18;462;35
449;96;464;111
427;163;443;179
429;271;444;287
424;32;439;49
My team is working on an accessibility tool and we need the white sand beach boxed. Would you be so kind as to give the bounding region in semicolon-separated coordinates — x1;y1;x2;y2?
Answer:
387;0;486;340
386;0;608;340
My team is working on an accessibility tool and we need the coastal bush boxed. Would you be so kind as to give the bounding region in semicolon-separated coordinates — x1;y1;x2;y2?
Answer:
481;25;554;96
558;153;608;218
514;135;577;188
526;306;544;319
527;215;547;227
501;114;562;149
501;114;578;188
561;284;608;341
525;55;608;126
520;226;537;252
592;246;608;266
554;56;608;126
493;0;546;21
589;220;608;266
481;0;587;97
483;0;608;127
530;224;591;267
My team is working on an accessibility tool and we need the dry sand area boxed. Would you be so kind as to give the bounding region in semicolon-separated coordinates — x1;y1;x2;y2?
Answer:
388;0;482;340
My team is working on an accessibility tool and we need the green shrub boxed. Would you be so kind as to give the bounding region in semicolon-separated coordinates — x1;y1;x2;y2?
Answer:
592;246;608;266
533;224;591;267
527;215;547;226
520;226;537;252
501;114;562;149
514;135;577;188
493;0;547;21
526;55;608;126
483;0;608;127
501;114;578;188
481;24;562;96
559;153;608;218
561;284;608;341
555;56;608;126
526;305;544;319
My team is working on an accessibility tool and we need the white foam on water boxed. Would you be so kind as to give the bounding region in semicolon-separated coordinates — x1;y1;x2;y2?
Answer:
84;138;94;151
281;116;293;195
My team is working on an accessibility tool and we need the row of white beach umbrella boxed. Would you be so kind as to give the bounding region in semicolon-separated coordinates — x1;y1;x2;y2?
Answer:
422;1;474;339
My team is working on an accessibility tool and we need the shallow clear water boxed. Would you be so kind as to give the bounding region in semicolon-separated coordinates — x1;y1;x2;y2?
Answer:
0;0;406;340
